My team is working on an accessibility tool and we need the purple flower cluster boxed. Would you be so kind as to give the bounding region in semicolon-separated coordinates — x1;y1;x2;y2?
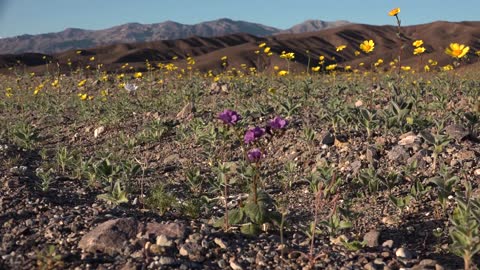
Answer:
218;109;241;125
247;148;263;162
268;116;288;130
244;126;265;144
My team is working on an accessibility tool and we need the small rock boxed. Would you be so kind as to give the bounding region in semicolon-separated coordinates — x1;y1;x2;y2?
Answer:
229;258;244;270
94;126;105;138
364;230;381;248
156;235;173;247
163;154;180;164
366;146;379;162
144;222;186;239
355;100;363;107
455;150;476;161
387;145;409;163
395;247;413;259
444;124;469;141
217;259;227;268
158;256;176;266
382;240;394;249
78;218;138;255
475;168;480;176
321;132;335;146
214;238;227;249
398;133;419;146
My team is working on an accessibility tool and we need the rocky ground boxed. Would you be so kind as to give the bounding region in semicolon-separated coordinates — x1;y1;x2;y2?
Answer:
1;76;480;270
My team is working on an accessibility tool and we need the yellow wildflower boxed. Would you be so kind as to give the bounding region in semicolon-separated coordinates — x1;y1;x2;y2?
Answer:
445;43;470;59
278;70;289;76
424;65;430;72
354;51;360;56
134;72;143;79
311;66;321;72
89;56;95;61
413;47;426;55
259;42;267;48
221;56;228;61
401;66;411;71
360;40;374;53
280;51;295;60
264;47;271;54
388;8;400;16
51;79;59;87
412;40;424;47
78;79;87;87
336;45;347;52
325;64;337;71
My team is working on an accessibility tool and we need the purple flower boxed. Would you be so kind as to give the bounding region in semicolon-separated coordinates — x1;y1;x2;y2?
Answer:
218;109;241;125
268;116;288;130
244;126;265;144
247;148;263;162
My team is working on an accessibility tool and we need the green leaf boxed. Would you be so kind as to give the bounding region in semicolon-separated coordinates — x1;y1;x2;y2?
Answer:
244;201;267;224
240;223;260;235
228;208;244;225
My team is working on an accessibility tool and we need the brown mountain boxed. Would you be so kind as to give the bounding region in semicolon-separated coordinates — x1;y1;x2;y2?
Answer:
1;21;479;75
0;18;349;54
280;20;351;34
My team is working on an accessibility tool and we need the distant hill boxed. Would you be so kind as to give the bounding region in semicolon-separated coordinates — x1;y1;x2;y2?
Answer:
1;21;479;75
0;18;350;54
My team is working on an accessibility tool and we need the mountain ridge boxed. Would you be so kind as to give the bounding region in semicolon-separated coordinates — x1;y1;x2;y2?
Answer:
0;18;350;54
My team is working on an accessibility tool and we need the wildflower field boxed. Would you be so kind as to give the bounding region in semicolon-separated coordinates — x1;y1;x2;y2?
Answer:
1;8;480;270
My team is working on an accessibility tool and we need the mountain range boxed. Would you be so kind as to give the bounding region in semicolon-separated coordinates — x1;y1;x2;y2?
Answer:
0;18;350;54
0;21;479;75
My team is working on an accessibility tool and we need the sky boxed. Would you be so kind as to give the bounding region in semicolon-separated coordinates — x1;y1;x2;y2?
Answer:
0;0;479;38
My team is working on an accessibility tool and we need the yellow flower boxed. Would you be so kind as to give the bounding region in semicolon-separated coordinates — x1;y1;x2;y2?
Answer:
428;59;438;66
89;56;95;61
401;66;411;71
359;40;374;53
359;62;364;66
134;72;143;79
311;66;321;72
221;56;228;61
78;93;88;100
412;40;424;47
345;65;352;71
319;55;325;61
264;47;271;54
445;43;470;59
76;50;82;54
78;79;87;87
267;52;273;56
388;7;400;16
267;88;276;94
259;42;267;48
326;64;337;71
213;76;220;82
51;79;59;87
442;64;454;71
476;50;480;56
254;50;260;54
424;65;430;72
280;51;295;60
336;45;347;52
354;51;360;56
413;47;426;55
278;70;289;76
273;65;279;70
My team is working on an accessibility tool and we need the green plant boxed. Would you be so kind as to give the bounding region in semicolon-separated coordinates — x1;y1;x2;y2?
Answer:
429;167;459;210
36;245;64;270
357;167;380;198
450;181;480;270
36;167;55;192
420;124;452;172
409;179;431;201
97;180;129;205
146;184;177;215
184;166;203;194
12;122;38;149
55;146;76;175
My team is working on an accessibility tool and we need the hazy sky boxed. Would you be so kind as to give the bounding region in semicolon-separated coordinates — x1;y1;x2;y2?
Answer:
0;0;479;38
